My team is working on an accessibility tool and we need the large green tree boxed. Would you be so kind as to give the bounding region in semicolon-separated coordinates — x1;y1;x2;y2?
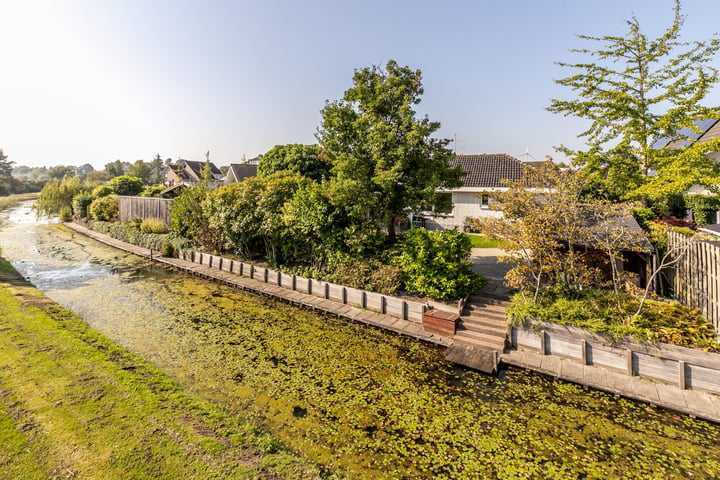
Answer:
0;148;15;195
548;0;720;200
127;160;152;183
258;144;330;182
316;60;463;243
151;154;164;184
0;149;14;178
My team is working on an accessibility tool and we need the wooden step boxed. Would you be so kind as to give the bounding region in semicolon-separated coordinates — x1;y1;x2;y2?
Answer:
457;320;507;336
466;297;510;308
453;330;506;350
468;291;511;302
444;344;499;373
462;310;507;323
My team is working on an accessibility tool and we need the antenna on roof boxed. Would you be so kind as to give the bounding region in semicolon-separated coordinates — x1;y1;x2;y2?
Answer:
453;134;457;155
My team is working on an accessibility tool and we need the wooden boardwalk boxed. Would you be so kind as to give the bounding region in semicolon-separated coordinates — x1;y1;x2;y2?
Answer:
63;222;453;348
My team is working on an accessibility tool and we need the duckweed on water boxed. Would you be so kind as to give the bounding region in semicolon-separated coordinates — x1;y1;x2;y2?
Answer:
138;275;720;479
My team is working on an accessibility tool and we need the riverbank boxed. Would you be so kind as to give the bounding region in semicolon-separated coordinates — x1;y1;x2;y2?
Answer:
0;255;324;479
4;208;720;478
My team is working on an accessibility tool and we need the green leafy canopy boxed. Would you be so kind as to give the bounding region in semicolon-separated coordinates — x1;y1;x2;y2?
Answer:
317;60;463;243
548;0;720;200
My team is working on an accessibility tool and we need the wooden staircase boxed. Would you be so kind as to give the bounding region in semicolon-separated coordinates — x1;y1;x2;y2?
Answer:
444;292;510;373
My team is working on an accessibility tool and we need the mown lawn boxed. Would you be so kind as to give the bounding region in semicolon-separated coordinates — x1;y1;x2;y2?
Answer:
467;233;501;248
0;255;326;480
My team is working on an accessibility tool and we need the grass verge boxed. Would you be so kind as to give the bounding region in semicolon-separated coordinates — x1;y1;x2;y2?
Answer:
0;254;326;480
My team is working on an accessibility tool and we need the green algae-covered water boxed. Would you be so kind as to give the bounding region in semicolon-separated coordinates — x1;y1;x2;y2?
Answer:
2;203;719;479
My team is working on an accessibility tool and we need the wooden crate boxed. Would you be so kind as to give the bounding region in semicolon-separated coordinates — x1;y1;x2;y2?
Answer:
423;309;459;337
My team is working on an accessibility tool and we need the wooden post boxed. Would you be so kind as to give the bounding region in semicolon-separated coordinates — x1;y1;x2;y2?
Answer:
263;268;268;283
342;287;347;304
308;279;312;295
324;283;329;299
539;331;547;355
277;270;281;286
580;339;587;365
381;296;387;315
250;265;255;279
678;360;686;390
626;350;634;376
361;291;367;309
402;301;408;321
292;275;297;291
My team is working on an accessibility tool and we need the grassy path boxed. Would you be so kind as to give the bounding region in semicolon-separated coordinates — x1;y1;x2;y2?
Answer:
0;255;326;480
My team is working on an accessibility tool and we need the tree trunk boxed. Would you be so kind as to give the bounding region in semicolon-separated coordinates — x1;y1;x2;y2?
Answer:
387;218;397;244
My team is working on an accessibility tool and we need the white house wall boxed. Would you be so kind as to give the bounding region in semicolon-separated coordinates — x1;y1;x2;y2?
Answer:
424;191;502;231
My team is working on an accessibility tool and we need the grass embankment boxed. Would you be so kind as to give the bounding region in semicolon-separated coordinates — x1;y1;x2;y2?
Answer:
0;255;324;479
0;192;39;211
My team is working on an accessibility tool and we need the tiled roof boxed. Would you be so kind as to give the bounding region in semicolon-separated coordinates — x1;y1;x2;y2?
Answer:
451;154;524;188
226;163;257;183
182;159;222;178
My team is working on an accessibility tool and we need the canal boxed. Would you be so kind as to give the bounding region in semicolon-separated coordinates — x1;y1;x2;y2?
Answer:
1;203;719;479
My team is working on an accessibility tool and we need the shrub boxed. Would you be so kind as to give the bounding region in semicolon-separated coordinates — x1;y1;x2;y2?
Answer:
397;228;485;300
88;195;119;221
140;218;169;234
71;191;95;219
367;264;402;295
140;185;166;197
171;183;211;241
92;185;114;197
161;243;175;257
108;175;144;196
86;219;192;254
58;206;72;222
631;207;657;231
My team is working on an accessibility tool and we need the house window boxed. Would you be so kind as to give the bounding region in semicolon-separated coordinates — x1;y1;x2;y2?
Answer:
480;194;490;209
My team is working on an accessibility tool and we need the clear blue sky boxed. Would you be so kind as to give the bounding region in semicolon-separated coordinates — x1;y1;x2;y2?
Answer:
2;0;719;169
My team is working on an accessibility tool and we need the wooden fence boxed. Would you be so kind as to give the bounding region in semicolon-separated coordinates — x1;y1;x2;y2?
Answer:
668;230;720;335
118;196;172;224
511;320;720;395
180;250;431;323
